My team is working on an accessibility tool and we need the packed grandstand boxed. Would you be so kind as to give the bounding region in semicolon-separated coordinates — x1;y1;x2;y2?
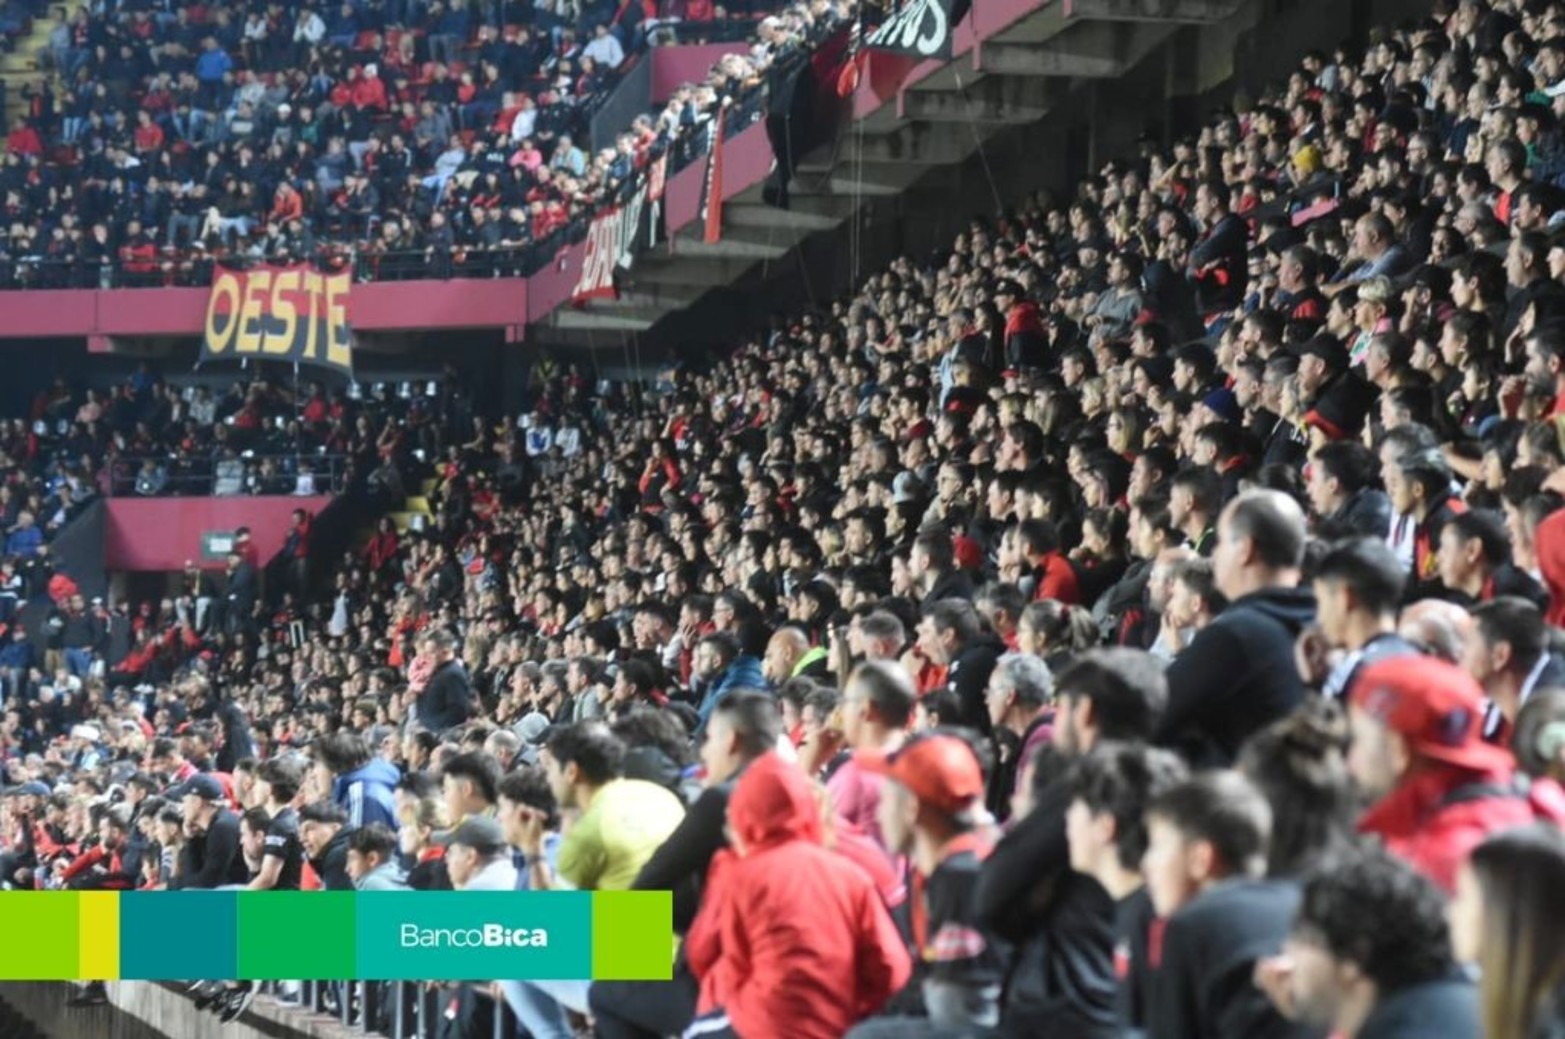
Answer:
5;0;1565;1036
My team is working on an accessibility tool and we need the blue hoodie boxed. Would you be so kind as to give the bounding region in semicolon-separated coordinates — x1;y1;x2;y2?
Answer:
695;654;768;732
333;758;401;831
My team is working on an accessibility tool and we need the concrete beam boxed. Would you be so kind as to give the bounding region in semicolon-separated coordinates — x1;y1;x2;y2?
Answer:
552;309;657;332
982;23;1128;77
631;255;760;287
854;122;974;165
1064;0;1242;21
902;76;1060;123
723;201;844;232
668;235;792;261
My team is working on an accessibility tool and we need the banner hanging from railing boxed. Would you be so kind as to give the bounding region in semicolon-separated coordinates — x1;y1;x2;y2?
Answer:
201;265;355;377
571;154;670;304
865;0;971;59
700;103;729;244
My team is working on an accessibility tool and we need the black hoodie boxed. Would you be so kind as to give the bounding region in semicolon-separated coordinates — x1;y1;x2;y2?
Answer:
1155;587;1316;767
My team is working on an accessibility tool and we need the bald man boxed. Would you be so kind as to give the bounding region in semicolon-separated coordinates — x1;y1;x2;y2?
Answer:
763;625;829;685
1156;490;1317;766
1398;598;1472;665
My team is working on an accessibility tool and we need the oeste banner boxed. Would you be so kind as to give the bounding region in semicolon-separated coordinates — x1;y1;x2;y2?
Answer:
0;890;672;981
202;265;355;377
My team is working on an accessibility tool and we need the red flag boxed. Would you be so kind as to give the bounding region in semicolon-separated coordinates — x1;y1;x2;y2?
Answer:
701;103;728;245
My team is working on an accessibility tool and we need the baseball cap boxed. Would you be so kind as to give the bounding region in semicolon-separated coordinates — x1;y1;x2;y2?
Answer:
857;734;984;814
993;279;1022;299
1200;387;1242;424
441;815;507;852
1350;656;1514;773
14;781;50;797
171;774;225;802
1288;333;1350;371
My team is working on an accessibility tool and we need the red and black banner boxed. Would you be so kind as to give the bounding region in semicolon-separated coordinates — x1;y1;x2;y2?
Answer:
570;155;669;304
202;265;354;376
700;103;728;245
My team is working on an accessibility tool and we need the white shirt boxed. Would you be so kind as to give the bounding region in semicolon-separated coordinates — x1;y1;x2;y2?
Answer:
510;106;538;142
582;32;625;69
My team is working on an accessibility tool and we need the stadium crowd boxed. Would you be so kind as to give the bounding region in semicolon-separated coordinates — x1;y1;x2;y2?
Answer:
10;0;1565;1036
0;0;843;287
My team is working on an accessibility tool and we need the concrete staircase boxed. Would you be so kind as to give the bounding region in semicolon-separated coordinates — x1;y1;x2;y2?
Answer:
1;13;55;135
387;477;437;536
538;0;1251;344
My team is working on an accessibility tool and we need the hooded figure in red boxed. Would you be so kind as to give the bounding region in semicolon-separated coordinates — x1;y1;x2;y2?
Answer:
1535;507;1565;629
685;752;911;1039
1349;655;1547;893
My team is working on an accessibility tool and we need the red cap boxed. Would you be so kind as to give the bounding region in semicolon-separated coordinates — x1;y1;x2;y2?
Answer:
1351;656;1514;773
857;735;984;813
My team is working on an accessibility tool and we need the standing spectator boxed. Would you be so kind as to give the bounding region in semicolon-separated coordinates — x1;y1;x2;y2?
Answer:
415;629;475;734
684;751;912;1039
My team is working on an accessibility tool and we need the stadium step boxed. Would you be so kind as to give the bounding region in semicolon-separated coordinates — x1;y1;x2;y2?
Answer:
1;17;56;134
722;202;842;233
553;308;658;333
667;234;790;261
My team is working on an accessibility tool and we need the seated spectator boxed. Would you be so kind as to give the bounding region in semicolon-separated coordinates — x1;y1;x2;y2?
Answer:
1141;770;1312;1039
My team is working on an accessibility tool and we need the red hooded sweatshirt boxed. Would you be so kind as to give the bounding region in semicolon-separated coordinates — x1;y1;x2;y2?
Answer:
686;753;911;1039
1535;508;1565;629
1357;764;1538;893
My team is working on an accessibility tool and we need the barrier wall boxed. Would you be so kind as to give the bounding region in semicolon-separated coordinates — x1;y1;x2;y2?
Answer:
103;496;332;571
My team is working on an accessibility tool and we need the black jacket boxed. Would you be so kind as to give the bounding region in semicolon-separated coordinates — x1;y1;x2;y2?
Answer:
170;808;248;889
947;635;1005;736
417;659;476;734
976;777;1120;1039
310;828;354;891
1157;587;1316;767
634;780;731;934
1357;972;1479;1039
1319;488;1392;542
1147;879;1319;1039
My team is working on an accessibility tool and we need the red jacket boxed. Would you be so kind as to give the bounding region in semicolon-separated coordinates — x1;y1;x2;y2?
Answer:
1030;552;1082;605
1358;764;1539;893
686;753;911;1039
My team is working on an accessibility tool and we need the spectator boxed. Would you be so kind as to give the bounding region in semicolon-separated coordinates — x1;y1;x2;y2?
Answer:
1347;655;1537;893
1141;770;1309;1039
684;751;912;1039
1062;741;1188;1037
1450;824;1565;1039
1157;490;1316;766
1255;840;1479;1039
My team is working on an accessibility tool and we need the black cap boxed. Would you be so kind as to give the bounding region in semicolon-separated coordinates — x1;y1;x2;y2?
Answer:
1288;333;1349;371
171;774;225;802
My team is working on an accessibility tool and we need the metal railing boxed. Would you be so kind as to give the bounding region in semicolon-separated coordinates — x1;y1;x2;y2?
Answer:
256;980;521;1039
105;452;351;498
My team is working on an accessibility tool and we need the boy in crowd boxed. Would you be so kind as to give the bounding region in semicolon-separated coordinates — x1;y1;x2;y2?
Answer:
1141;771;1315;1039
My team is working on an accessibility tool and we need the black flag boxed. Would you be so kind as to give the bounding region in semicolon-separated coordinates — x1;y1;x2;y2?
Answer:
864;0;971;59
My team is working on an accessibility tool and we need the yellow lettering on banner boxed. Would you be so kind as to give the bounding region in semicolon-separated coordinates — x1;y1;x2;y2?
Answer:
235;270;269;354
203;272;241;355
325;271;352;370
300;270;324;360
265;268;301;355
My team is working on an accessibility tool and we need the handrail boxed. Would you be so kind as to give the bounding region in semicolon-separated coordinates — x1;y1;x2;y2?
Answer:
104;451;351;498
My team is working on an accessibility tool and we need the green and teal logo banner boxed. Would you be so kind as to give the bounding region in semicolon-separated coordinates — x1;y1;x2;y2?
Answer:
0;891;672;981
